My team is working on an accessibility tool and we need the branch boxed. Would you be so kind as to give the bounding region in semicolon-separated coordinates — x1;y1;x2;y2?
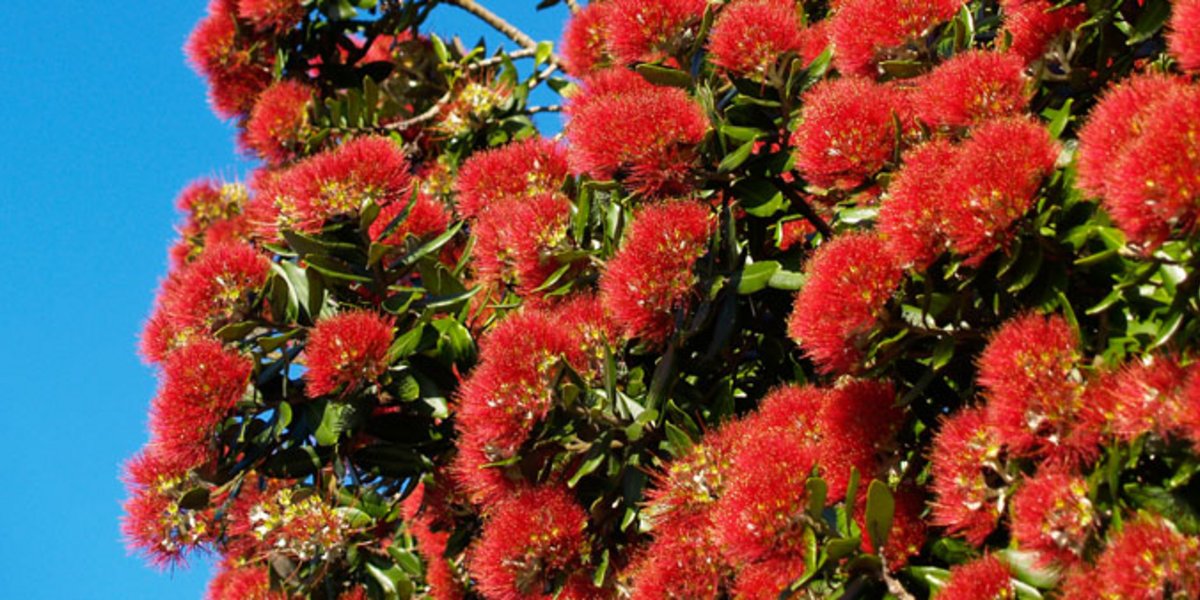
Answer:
772;178;835;239
442;0;536;50
525;104;563;114
384;90;454;130
564;0;582;13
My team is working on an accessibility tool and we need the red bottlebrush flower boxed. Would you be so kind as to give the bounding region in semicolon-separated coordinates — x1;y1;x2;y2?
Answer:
148;339;253;471
941;118;1058;263
938;555;1015;600
565;68;652;117
786;233;904;375
368;189;450;246
1091;518;1200;598
303;311;394;398
1076;74;1184;201
1185;368;1200;453
206;562;285;600
599;200;715;344
185;4;273;119
929;407;1005;546
566;78;708;197
120;448;214;568
856;486;927;569
166;242;271;332
809;380;901;498
602;0;708;65
454;137;570;220
265;136;412;232
178;180;244;231
1105;354;1190;442
1108;86;1200;247
402;481;467;600
708;0;806;80
712;432;820;564
878;140;958;269
630;513;728;600
644;418;751;531
977;313;1082;456
472;192;573;300
1000;0;1087;64
790;78;903;190
244;80;313;164
561;2;612;75
913;50;1029;128
224;483;350;563
731;556;807;600
1169;0;1200;73
238;0;306;32
1011;469;1094;567
470;486;589;600
829;0;963;77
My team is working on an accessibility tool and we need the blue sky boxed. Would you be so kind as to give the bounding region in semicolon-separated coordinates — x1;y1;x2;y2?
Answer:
0;2;568;598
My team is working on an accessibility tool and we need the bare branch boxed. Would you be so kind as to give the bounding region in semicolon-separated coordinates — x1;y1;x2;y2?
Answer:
442;0;536;51
564;0;582;13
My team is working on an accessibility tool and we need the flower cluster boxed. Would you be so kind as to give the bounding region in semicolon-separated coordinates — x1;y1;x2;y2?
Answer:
708;0;808;80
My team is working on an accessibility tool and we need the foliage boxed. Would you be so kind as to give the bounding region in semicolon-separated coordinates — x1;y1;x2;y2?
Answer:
124;0;1200;598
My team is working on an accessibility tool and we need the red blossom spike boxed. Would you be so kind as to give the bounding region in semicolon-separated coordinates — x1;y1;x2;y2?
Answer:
929;406;1005;546
302;310;394;398
913;50;1030;128
787;233;904;375
829;0;963;77
938;555;1015;600
731;556;807;600
243;80;313;164
1090;518;1200;597
454;137;570;220
164;241;271;334
877;139;958;270
708;0;807;80
1011;468;1095;568
238;0;306;32
601;0;708;65
629;512;728;600
790;77;905;190
561;2;612;76
368;188;450;246
999;0;1087;64
1169;0;1200;73
1104;354;1190;442
566;77;708;197
599;200;715;344
469;486;590;600
206;562;285;600
471;192;573;301
977;312;1082;456
148;339;254;471
120;447;214;569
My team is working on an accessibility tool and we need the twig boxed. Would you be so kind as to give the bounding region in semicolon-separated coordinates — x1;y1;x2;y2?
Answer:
526;104;563;114
772;178;835;238
384;90;453;130
563;0;582;13
442;0;537;51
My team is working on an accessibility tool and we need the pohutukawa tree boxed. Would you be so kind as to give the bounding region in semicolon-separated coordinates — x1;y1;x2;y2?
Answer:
123;0;1200;597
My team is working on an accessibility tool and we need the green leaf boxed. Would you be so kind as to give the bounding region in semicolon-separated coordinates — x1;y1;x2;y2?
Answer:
535;41;554;66
718;140;756;173
635;64;692;88
824;537;861;561
387;547;423;577
737;261;780;295
263;446;322;478
864;480;895;555
1124;485;1200;534
806;478;828;519
996;549;1061;590
768;269;805;291
568;453;607;488
664;421;694;457
315;401;360;446
177;487;210;510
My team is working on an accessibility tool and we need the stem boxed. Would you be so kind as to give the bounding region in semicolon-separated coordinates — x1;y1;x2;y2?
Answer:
525;104;563;114
563;0;581;13
772;177;835;238
384;90;453;130
441;0;539;53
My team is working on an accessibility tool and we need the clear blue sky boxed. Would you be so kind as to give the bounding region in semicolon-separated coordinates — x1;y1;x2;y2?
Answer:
0;2;567;598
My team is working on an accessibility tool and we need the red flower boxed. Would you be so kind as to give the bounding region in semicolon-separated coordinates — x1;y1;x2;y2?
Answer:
470;486;589;600
368;189;450;246
602;0;708;65
263;136;413;232
878;140;958;269
1000;0;1087;64
566;76;708;197
1091;518;1200;598
731;556;807;600
206;562;285;600
929;407;1004;546
787;233;904;375
120;448;214;568
303;311;394;398
149;339;253;472
177;179;245;234
629;513;727;600
1185;368;1200;453
977;313;1082;456
941;118;1058;263
938;555;1014;600
1108;85;1200;247
454;137;570;220
244;80;313;164
402;481;467;600
708;0;806;80
472;192;573;300
913;50;1030;128
790;78;903;190
712;432;819;564
185;2;273;119
829;0;963;77
1076;74;1184;201
856;486;928;569
160;242;271;338
1104;354;1190;442
561;2;612;75
644;418;751;531
1011;469;1095;567
1169;0;1200;73
599;200;715;344
238;0;306;32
